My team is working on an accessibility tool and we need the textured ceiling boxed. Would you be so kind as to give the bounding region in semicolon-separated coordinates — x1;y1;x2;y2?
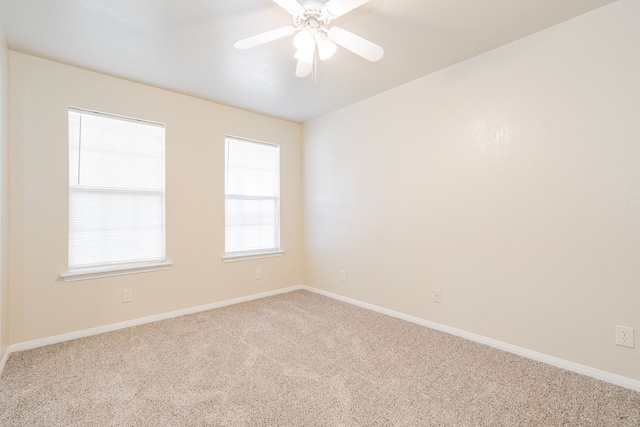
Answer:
0;0;619;123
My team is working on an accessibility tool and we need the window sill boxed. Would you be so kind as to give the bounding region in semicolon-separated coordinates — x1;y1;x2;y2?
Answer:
222;250;285;263
61;261;173;282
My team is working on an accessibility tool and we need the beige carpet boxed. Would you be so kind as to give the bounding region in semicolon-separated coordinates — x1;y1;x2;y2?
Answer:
1;290;639;426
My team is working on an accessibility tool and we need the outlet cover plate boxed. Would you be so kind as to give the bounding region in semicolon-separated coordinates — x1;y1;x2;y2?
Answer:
615;325;635;348
433;289;441;303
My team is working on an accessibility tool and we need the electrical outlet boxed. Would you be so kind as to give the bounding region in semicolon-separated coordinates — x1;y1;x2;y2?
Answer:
433;289;441;303
615;325;635;348
255;269;262;280
340;270;346;282
123;288;133;303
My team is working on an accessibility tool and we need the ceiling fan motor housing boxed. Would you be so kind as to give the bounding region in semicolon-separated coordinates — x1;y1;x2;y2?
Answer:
294;4;331;33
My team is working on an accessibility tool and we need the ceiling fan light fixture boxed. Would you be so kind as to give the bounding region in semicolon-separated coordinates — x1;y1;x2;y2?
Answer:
293;29;315;52
315;33;337;60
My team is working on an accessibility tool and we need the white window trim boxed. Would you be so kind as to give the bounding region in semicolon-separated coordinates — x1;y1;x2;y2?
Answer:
61;260;173;282
224;136;281;257
66;107;167;277
221;250;285;263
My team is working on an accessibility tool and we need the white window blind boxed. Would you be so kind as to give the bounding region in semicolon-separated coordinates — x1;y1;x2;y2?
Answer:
225;137;280;255
68;108;166;271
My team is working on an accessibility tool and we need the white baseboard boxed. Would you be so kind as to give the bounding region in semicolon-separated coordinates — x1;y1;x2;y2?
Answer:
302;286;640;393
3;283;639;393
0;347;9;374
6;285;303;355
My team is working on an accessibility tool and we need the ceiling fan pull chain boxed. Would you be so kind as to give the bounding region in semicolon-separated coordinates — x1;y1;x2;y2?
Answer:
313;50;318;83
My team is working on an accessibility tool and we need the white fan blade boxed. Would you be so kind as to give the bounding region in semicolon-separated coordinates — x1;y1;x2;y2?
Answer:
234;26;295;50
272;0;304;15
328;27;384;62
296;59;313;77
322;0;370;19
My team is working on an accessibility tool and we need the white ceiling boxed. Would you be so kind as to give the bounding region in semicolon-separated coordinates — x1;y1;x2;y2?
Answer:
0;0;618;123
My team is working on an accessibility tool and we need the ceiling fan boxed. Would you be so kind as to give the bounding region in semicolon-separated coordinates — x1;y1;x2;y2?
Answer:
234;0;384;78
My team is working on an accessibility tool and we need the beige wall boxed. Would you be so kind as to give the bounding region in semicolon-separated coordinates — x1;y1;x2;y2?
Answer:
0;25;9;359
9;52;303;344
303;0;640;381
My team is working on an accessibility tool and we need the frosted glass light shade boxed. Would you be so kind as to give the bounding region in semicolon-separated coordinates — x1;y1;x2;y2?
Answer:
316;34;337;60
294;29;315;52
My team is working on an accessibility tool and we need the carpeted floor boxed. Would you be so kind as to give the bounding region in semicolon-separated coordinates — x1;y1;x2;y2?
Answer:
1;290;639;426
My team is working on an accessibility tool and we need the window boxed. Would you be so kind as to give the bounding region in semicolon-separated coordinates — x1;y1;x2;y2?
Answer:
224;136;282;261
62;108;169;281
